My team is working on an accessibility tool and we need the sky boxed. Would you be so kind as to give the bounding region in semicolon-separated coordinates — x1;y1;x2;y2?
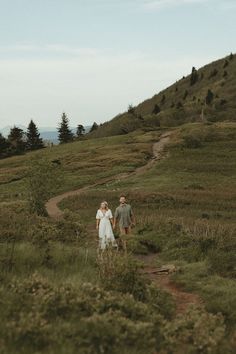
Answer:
0;0;235;128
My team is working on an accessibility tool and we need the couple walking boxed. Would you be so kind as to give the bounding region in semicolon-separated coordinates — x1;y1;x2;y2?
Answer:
96;195;135;250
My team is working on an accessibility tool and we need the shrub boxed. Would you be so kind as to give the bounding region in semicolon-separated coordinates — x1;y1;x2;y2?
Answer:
163;307;226;354
183;134;203;148
26;157;62;216
207;249;236;278
97;251;148;301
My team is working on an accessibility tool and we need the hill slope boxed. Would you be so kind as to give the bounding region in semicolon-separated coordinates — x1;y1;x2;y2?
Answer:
89;53;236;138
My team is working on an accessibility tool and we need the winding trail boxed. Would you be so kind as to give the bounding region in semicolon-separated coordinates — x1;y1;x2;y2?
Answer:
45;131;203;314
46;132;171;219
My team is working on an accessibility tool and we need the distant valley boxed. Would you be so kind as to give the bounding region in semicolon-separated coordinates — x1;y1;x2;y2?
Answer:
0;125;91;144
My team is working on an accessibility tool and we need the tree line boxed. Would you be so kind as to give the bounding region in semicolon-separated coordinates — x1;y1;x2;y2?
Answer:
0;120;44;159
0;113;99;159
58;112;98;143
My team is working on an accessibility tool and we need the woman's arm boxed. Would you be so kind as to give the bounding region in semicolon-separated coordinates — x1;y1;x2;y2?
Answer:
96;219;100;229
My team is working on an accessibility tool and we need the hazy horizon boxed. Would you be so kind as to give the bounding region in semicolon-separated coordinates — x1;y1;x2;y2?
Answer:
0;0;235;128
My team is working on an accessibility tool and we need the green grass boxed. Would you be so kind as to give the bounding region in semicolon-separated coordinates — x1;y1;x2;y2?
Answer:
0;121;236;353
0;129;159;202
60;122;236;331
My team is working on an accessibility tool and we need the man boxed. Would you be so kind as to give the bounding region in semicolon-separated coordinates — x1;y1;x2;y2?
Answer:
113;195;135;242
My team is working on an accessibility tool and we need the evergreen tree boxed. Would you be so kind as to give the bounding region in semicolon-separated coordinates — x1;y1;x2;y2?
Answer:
76;124;85;138
206;89;214;105
8;126;26;154
0;133;10;158
152;104;161;114
190;67;199;86
58;113;74;144
161;94;166;104
223;60;229;68
89;122;98;133
26;120;44;150
229;52;234;60
127;104;135;114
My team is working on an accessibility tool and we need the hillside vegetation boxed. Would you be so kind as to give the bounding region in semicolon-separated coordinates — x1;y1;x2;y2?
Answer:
89;53;236;138
1;121;235;353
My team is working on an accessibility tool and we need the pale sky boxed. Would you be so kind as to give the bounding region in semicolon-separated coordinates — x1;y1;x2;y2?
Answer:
0;0;235;128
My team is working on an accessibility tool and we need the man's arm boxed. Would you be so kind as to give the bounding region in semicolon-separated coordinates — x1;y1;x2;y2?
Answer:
113;208;119;229
130;207;135;226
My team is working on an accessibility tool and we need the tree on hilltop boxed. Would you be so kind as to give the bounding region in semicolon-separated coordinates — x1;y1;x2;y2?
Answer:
89;122;98;133
161;94;166;105
26;120;44;150
8;126;26;154
152;104;161;114
127;104;135;115
206;89;214;105
58;113;74;144
76;124;85;138
190;67;199;86
0;133;10;158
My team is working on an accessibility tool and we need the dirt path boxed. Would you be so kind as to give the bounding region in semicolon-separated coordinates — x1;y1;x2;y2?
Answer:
45;131;203;314
45;132;172;218
137;254;203;315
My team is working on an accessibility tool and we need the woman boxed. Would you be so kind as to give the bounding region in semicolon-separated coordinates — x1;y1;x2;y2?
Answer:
96;201;117;250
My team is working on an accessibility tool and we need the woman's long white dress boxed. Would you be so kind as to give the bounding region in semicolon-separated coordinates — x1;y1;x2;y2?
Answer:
96;209;117;249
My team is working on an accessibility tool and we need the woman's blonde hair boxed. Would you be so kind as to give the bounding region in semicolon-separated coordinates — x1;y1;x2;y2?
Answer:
100;201;108;210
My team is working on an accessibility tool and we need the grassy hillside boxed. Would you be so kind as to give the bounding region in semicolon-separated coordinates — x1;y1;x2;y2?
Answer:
0;121;236;353
0;130;158;202
89;53;236;138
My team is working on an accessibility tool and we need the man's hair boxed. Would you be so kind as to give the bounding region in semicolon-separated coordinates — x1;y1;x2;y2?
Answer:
119;194;126;199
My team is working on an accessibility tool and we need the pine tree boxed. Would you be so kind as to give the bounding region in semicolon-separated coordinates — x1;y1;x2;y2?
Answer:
89;122;98;133
0;133;10;158
190;67;199;86
223;60;229;68
127;104;135;114
152;104;161;114
58;113;74;144
8;126;26;154
206;89;214;105
26;120;44;150
76;124;85;138
229;52;234;60
161;94;166;104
